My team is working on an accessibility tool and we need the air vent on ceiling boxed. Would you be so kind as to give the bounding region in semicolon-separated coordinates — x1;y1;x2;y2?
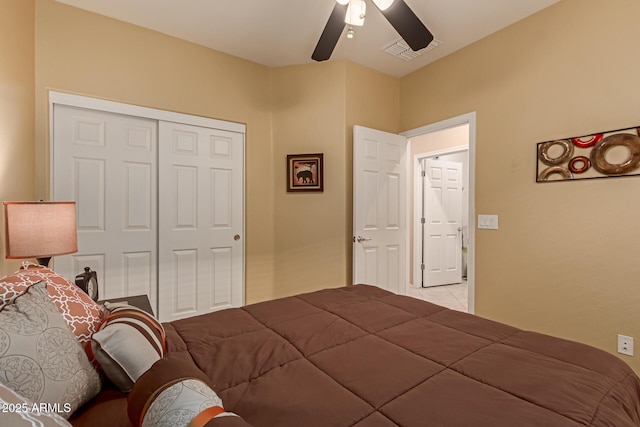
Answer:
382;37;440;61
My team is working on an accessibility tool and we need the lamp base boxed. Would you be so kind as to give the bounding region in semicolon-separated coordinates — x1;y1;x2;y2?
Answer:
36;257;52;267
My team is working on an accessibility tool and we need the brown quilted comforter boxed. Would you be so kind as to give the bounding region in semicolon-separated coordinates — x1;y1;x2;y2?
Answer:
71;285;640;427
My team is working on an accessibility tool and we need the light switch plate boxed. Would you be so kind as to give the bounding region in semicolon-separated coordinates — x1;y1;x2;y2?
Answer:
478;214;499;230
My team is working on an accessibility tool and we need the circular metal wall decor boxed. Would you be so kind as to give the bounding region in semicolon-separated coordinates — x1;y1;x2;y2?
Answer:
571;133;602;148
538;139;574;166
536;125;640;183
590;134;640;175
568;156;591;174
538;166;573;181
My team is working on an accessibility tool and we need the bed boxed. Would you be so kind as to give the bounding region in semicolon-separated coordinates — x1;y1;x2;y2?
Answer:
67;284;640;427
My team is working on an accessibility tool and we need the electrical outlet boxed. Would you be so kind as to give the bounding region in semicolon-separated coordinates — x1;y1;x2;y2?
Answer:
618;334;634;356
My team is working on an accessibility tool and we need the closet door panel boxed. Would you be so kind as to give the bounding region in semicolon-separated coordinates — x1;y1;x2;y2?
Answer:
158;121;244;322
124;161;152;230
122;251;153;297
74;158;105;231
52;105;158;307
210;247;233;308
173;166;198;229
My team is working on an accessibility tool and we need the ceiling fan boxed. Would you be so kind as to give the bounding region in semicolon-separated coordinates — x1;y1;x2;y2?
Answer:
312;0;434;61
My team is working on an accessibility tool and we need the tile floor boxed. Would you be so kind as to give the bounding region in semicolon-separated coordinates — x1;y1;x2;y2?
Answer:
406;281;468;312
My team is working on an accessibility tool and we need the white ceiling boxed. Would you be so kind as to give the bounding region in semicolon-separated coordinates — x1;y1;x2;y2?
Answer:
53;0;562;77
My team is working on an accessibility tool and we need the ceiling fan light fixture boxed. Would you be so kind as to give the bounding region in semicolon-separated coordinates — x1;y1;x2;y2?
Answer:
371;0;395;11
312;0;433;62
346;27;355;39
345;0;366;26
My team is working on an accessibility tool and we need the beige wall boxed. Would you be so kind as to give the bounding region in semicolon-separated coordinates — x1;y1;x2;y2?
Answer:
270;60;398;297
270;61;347;297
410;124;469;155
0;0;35;274
401;0;640;371
34;0;275;304
30;0;400;302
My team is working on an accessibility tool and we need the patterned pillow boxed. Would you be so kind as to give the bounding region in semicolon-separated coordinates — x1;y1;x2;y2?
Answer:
128;358;250;427
90;302;166;393
0;383;73;426
0;264;104;343
0;281;102;419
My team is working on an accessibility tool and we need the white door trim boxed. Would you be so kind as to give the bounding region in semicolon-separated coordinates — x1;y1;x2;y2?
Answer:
48;92;245;132
413;145;468;290
402;112;476;314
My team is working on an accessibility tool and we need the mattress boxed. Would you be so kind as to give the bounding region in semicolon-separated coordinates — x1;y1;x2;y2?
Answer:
71;284;640;426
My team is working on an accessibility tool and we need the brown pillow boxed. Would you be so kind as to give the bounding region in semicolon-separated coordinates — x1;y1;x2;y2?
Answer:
0;281;102;418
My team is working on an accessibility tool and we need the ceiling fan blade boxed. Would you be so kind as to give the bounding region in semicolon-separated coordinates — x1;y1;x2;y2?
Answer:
312;3;349;62
376;0;434;51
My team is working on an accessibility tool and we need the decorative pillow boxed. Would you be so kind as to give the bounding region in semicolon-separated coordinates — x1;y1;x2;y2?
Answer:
90;302;166;393
0;281;102;419
128;358;251;427
0;264;104;343
0;383;73;426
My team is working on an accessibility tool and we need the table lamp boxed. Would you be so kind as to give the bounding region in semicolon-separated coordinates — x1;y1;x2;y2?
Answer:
3;201;78;267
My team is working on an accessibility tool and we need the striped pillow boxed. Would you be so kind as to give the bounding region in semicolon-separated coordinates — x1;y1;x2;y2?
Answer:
128;357;250;427
90;302;166;393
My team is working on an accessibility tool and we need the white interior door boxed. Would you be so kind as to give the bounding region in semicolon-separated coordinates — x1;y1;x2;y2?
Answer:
158;121;244;322
422;158;463;287
52;105;158;306
353;125;407;294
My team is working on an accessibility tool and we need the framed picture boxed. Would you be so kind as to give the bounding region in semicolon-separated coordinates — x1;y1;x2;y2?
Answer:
536;125;640;183
287;153;324;192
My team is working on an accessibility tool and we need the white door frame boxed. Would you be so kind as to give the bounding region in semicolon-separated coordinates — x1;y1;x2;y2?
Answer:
402;112;476;314
414;148;467;289
48;92;245;141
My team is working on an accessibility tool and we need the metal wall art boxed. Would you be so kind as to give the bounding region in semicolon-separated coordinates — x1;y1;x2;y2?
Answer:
287;153;324;192
536;126;640;182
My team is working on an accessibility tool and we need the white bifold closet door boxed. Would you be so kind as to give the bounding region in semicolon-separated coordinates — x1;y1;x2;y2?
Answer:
157;122;244;322
52;105;158;307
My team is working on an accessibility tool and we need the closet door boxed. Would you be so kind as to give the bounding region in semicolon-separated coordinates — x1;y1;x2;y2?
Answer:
52;105;158;306
158;121;244;322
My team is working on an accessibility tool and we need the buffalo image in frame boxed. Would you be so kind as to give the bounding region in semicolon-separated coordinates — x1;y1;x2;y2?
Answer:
287;153;324;192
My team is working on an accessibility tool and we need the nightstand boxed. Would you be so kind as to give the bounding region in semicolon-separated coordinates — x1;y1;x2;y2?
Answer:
99;295;154;316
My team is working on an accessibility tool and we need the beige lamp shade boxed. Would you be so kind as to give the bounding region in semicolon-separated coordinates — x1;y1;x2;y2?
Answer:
3;201;78;265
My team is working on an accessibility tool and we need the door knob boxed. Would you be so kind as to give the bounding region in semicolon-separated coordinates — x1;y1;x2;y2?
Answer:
234;234;240;241
356;235;372;243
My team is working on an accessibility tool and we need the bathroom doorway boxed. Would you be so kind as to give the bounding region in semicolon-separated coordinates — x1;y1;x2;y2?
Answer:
402;113;475;313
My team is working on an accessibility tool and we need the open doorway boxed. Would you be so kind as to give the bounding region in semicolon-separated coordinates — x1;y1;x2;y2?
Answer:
402;113;476;313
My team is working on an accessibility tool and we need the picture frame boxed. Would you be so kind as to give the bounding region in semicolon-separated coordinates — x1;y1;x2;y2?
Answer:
287;153;324;192
536;125;640;183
